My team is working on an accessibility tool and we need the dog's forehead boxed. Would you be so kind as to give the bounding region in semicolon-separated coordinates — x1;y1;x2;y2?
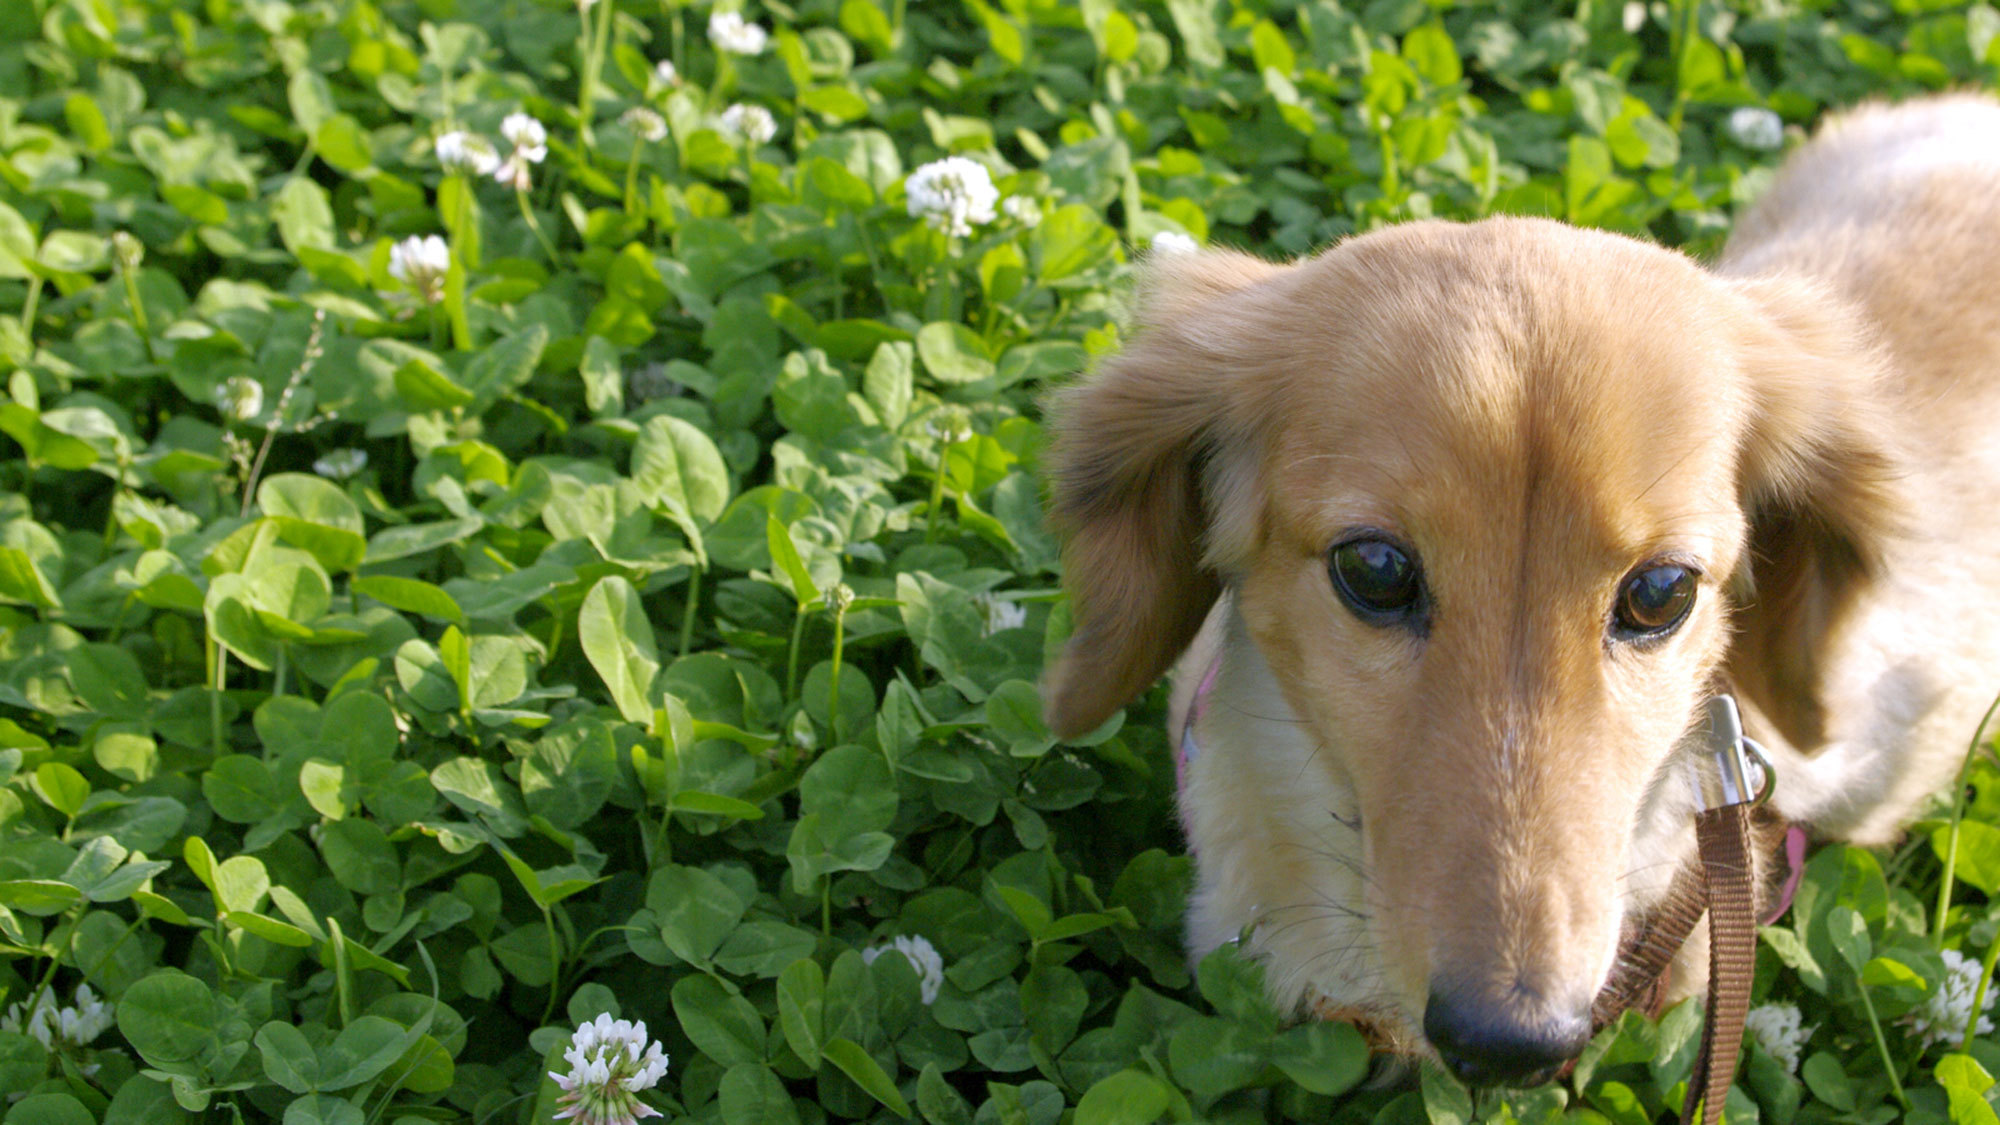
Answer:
1260;223;1751;556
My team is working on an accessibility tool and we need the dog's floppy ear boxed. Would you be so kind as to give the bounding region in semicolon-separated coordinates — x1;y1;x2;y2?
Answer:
1726;275;1908;749
1042;249;1284;738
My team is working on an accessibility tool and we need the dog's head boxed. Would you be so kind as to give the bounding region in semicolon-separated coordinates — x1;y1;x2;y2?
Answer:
1042;218;1901;1083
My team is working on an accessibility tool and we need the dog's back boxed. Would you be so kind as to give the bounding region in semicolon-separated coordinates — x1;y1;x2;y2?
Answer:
1720;95;2000;842
1725;96;2000;425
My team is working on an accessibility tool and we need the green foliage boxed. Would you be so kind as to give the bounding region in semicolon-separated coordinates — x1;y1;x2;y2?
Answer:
0;0;1995;1121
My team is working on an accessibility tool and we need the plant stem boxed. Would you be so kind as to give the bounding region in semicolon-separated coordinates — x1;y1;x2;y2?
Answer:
1857;984;1910;1109
118;258;157;363
853;211;886;299
828;601;847;738
925;433;956;544
517;188;560;261
539;903;563;1025
208;632;227;757
678;565;702;657
1934;685;2000;945
1668;0;1700;131
1967;936;2000;1052
624;143;644;213
575;0;611;150
785;605;807;703
19;275;41;336
241;309;328;517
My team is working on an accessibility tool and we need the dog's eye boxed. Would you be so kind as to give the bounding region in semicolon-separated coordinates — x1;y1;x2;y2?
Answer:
1614;564;1696;637
1329;537;1422;623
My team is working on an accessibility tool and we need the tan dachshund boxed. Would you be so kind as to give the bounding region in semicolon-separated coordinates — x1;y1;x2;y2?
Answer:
1042;94;2000;1085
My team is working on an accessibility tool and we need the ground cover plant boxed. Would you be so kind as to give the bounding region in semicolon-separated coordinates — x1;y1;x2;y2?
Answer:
3;0;2000;1121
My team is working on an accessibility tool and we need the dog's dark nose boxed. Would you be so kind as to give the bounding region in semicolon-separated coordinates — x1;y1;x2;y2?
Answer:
1423;987;1591;1087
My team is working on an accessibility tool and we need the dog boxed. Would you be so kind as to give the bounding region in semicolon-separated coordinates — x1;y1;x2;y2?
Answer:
1041;94;2000;1087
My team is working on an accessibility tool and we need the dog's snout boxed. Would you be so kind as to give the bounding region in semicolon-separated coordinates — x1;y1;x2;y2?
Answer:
1422;986;1592;1088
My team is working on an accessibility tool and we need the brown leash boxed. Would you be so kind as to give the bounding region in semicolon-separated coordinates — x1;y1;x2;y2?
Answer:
1683;800;1759;1124
1591;694;1779;1125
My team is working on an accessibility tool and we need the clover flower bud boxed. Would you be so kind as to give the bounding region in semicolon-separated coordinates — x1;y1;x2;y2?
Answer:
924;406;973;445
973;592;1026;637
2;984;113;1051
823;583;856;614
215;375;264;422
550;1012;669;1125
863;935;946;1005
654;60;679;87
1726;106;1784;152
495;112;549;190
111;231;144;272
905;157;1000;238
622;107;669;143
1149;230;1198;256
1743;1002;1811;1074
437;130;502;176
1001;195;1041;228
1906;948;1995;1051
313;448;369;481
627;363;685;404
388;235;450;304
718;103;777;146
709;10;769;56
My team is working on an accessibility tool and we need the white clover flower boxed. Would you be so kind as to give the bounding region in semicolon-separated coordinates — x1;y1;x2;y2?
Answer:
974;591;1026;636
904;157;1000;238
709;10;769;56
1743;1002;1811;1074
551;1012;669;1125
215;375;264;423
313;448;369;480
923;406;973;445
1001;195;1041;228
503;113;549;157
622;107;669;143
627;362;686;403
495;112;549;190
1621;0;1646;33
578;0;597;11
111;230;144;271
1149;230;1199;256
435;130;502;176
654;60;679;87
388;234;450;304
864;935;945;1005
1726;106;1785;152
1907;948;1996;1051
2;984;113;1051
718;104;777;146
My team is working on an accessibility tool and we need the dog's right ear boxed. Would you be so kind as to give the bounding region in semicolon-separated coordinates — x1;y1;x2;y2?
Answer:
1042;249;1284;738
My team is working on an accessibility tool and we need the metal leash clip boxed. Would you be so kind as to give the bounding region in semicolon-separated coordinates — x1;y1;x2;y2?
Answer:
1689;694;1776;811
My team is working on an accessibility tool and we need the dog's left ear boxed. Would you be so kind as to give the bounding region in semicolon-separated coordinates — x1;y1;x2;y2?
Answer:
1725;274;1907;748
1041;249;1285;739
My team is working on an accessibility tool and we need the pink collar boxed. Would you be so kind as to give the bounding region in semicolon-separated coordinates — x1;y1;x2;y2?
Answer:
1175;657;1223;843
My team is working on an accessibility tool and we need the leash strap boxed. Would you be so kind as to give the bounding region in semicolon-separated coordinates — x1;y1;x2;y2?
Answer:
1683;801;1758;1125
1592;862;1708;1027
1590;694;1779;1125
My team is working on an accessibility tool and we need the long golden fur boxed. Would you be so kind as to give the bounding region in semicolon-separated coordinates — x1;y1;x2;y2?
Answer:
1042;94;2000;1080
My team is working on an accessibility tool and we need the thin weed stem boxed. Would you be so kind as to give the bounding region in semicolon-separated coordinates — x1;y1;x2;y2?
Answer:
1933;685;2000;946
241;309;328;517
